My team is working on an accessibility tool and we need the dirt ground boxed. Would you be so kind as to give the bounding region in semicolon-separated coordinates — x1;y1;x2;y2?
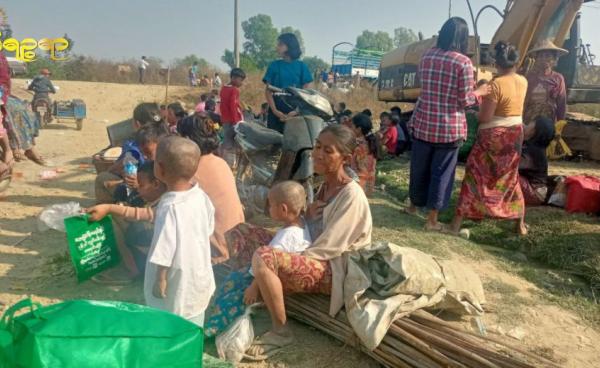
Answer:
0;79;599;367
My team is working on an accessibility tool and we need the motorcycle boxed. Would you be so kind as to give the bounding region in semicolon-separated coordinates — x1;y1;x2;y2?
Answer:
234;86;333;216
32;95;53;127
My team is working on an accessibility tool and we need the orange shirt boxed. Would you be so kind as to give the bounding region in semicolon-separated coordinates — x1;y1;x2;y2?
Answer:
194;154;245;239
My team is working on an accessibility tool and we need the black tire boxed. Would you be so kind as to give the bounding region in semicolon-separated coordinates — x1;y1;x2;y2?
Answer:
76;119;83;131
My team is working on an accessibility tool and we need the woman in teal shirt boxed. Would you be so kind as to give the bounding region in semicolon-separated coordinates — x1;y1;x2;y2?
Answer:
263;33;313;133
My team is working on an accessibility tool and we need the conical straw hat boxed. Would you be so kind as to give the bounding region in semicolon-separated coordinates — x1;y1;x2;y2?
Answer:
528;39;568;56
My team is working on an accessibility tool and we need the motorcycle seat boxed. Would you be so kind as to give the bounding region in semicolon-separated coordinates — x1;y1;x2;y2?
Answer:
236;121;283;148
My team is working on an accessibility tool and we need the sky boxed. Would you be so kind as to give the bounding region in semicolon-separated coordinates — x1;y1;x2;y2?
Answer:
3;0;600;68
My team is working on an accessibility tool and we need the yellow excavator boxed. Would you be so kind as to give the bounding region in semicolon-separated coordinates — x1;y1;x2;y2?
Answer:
378;0;600;159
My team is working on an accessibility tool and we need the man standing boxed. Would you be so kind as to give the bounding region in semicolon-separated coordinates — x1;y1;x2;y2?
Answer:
139;56;149;84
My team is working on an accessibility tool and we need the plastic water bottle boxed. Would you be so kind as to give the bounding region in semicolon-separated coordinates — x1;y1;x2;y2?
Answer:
123;152;138;196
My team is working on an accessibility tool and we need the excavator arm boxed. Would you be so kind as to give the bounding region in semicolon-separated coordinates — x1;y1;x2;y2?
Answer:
490;0;585;68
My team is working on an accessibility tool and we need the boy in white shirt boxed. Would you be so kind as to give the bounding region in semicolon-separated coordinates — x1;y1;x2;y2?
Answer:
88;136;215;326
146;136;215;326
243;181;311;304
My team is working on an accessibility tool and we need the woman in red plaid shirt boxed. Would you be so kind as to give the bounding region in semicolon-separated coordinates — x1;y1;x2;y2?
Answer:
406;17;490;231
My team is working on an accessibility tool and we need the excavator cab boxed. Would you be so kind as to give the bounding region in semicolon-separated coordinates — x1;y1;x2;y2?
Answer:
556;12;600;103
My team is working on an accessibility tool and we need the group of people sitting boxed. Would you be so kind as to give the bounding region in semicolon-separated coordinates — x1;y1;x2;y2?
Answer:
88;92;373;359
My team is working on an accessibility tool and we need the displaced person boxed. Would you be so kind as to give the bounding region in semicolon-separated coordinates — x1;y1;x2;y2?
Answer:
449;41;528;236
263;33;313;133
213;73;222;89
219;68;246;166
0;58;14;185
226;125;372;359
4;96;45;165
166;102;186;132
189;61;199;86
139;56;149;84
519;117;556;206
0;53;12;173
378;112;398;155
243;181;312;303
406;17;490;231
205;181;312;337
112;122;170;205
89;161;167;284
350;113;379;196
195;94;209;113
94;103;164;204
89;136;215;326
178;113;245;264
523;40;568;126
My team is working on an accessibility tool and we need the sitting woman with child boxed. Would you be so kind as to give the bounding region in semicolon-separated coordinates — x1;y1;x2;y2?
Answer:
224;124;373;360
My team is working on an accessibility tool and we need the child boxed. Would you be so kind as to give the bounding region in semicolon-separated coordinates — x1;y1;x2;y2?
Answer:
111;122;169;204
349;113;379;196
95;102;164;204
205;181;310;336
124;161;166;273
89;136;215;325
220;68;246;166
378;112;398;156
195;94;208;113
244;180;311;303
166;102;186;132
89;161;167;284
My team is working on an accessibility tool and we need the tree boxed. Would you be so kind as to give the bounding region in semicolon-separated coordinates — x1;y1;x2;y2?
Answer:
393;27;418;48
356;30;394;52
221;49;259;72
280;26;305;55
303;56;329;75
242;14;278;69
173;55;209;69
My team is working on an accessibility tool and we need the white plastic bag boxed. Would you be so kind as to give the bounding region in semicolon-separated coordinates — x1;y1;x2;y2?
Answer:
548;176;567;208
215;304;257;363
38;202;82;232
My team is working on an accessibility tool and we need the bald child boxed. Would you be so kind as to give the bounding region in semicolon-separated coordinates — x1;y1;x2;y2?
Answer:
243;180;311;305
145;136;216;326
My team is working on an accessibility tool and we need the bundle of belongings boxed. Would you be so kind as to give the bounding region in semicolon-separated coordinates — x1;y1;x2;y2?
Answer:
342;242;485;350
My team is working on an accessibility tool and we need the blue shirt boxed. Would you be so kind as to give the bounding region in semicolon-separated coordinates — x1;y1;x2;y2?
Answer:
263;59;313;89
118;139;145;165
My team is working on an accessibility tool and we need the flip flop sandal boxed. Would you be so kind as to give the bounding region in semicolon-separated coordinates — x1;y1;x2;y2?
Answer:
243;333;293;361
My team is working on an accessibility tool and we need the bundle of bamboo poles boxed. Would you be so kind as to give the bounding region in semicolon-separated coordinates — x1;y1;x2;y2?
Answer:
285;294;562;368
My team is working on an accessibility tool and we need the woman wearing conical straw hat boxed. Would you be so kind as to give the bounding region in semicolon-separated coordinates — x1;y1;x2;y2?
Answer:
523;39;569;126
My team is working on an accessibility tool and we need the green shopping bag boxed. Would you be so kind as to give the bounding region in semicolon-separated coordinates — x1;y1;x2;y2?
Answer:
64;214;120;282
0;298;204;368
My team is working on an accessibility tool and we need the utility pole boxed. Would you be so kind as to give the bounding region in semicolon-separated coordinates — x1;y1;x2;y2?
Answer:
234;0;240;68
448;0;452;18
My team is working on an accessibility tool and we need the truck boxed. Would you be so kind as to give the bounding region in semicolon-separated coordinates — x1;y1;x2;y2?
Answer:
332;48;384;80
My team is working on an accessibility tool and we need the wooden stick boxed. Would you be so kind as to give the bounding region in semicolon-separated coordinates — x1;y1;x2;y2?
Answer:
396;320;501;368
